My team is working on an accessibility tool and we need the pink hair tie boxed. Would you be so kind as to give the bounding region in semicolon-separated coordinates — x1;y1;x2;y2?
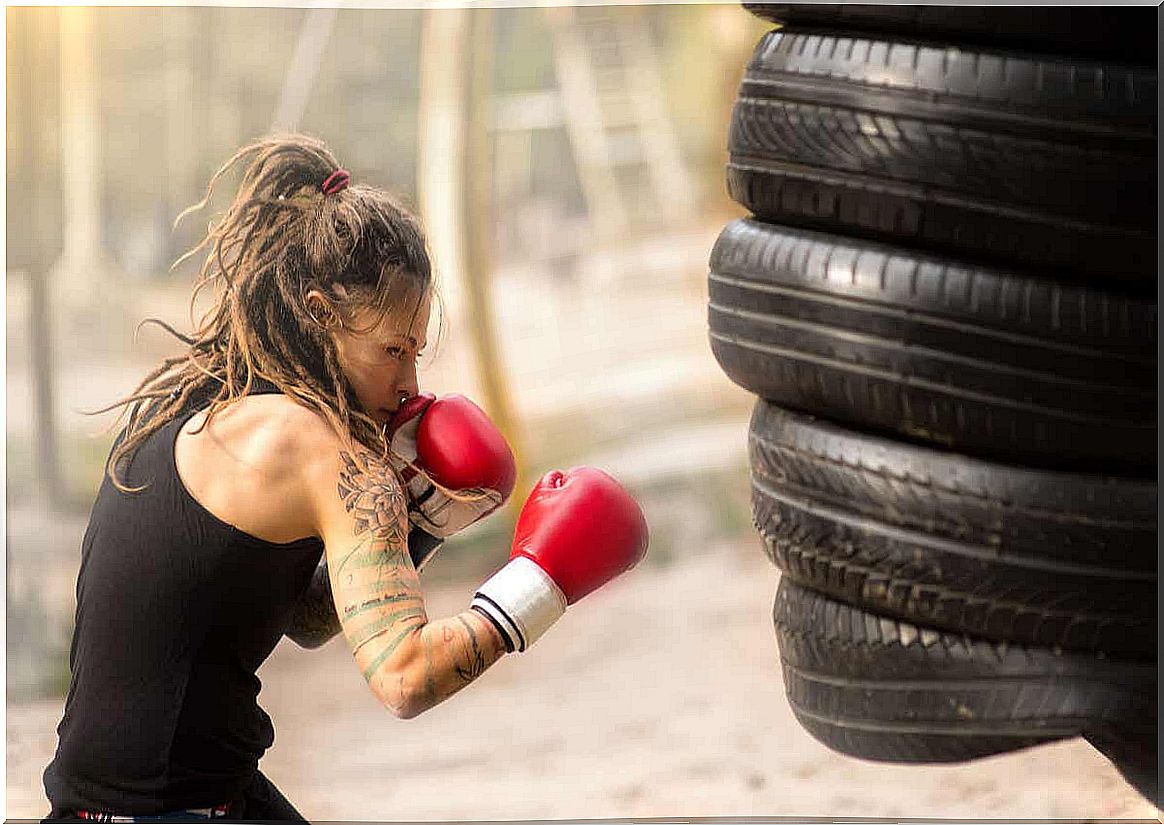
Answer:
321;168;351;195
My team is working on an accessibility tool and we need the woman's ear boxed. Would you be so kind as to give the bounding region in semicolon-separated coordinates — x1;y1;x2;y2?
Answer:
304;289;340;330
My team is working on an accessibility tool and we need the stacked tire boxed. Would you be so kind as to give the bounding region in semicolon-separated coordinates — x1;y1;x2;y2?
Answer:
710;4;1158;805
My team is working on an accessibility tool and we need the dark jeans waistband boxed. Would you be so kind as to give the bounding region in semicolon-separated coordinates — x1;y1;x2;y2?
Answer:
45;770;305;823
75;802;236;821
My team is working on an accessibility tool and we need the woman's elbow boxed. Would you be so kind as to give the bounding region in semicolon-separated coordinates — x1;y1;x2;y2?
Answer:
391;695;427;720
367;661;430;720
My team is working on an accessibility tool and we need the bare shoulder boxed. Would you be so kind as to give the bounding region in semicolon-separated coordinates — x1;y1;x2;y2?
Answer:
260;394;347;466
176;393;349;543
257;398;406;528
188;394;338;463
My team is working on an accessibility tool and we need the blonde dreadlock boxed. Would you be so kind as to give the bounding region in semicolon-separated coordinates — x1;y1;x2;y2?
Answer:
100;134;435;492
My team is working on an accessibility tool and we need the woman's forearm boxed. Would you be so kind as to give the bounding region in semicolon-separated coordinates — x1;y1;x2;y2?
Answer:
379;609;508;717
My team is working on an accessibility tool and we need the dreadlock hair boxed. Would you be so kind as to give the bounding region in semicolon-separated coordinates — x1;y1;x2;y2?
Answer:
100;134;435;492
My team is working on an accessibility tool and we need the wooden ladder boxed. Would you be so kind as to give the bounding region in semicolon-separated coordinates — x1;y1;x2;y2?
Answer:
543;4;696;246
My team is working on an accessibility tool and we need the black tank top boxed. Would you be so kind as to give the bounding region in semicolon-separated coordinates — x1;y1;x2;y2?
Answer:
43;386;325;815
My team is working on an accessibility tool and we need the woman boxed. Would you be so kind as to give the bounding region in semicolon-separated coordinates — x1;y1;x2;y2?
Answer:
42;135;648;821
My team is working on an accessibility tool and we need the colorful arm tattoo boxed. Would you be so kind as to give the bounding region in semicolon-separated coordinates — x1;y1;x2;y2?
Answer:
331;447;507;715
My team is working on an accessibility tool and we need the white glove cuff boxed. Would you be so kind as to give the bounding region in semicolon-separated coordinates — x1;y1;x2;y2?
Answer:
471;556;567;652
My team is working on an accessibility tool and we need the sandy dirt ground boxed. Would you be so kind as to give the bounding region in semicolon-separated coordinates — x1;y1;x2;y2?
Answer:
7;541;1159;822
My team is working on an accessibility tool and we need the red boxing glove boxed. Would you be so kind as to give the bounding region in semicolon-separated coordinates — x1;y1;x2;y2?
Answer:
471;467;649;652
388;394;517;558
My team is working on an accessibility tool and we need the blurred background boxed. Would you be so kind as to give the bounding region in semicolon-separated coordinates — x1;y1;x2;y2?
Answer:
5;4;1155;821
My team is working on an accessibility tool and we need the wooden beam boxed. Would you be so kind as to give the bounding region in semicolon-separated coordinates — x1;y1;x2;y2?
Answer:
464;7;527;509
417;7;527;511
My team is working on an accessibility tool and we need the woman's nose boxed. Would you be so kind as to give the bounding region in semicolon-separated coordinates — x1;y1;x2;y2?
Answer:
398;372;420;401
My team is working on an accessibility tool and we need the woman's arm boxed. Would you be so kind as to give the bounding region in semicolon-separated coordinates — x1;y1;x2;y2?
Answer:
286;528;446;649
306;440;508;718
285;559;341;649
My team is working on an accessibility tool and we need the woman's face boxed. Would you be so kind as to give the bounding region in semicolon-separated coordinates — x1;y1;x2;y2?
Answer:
331;291;431;425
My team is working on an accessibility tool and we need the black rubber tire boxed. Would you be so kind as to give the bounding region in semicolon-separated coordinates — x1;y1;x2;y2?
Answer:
741;5;1159;64
709;220;1158;474
749;400;1158;657
726;29;1158;286
773;577;1158;764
